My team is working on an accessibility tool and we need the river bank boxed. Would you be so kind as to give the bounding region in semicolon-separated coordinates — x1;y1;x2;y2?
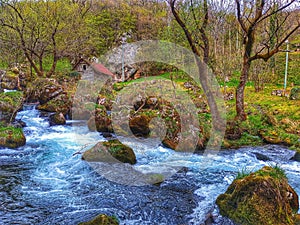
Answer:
0;106;299;224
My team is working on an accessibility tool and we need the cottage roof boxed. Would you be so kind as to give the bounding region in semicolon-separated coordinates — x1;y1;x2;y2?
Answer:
91;63;115;78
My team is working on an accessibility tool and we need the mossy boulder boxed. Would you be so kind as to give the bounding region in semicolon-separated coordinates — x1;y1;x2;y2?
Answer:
0;126;26;148
78;214;119;225
290;87;300;100
37;93;71;114
216;166;299;225
0;91;23;124
49;112;66;126
82;140;136;165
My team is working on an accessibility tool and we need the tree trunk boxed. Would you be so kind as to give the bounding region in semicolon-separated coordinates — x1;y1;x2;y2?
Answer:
236;57;250;121
46;56;57;78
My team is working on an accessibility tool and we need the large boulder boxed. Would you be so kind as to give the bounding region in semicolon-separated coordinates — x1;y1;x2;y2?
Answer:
0;126;26;148
37;93;71;115
216;166;299;225
82;140;136;165
78;214;119;225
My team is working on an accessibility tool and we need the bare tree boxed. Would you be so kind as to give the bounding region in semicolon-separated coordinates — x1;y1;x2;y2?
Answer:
169;0;225;132
0;0;91;77
235;0;300;121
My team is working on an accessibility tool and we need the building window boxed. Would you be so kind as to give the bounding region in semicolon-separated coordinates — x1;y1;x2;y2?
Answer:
83;64;87;71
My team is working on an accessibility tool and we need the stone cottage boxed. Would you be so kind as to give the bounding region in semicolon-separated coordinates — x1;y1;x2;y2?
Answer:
73;58;116;81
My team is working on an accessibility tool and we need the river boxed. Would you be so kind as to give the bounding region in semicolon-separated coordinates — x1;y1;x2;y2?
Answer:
0;106;299;225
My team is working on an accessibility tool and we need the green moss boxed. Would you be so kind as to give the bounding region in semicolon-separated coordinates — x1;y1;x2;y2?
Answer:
78;214;119;225
217;166;299;225
0;125;26;148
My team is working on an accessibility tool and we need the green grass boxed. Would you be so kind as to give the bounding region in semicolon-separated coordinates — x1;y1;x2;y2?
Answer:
0;126;24;139
236;165;286;181
0;91;23;108
236;167;252;180
42;57;72;73
256;165;286;180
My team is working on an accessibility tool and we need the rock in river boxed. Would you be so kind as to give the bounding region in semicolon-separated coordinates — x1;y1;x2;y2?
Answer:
216;166;299;225
82;139;136;165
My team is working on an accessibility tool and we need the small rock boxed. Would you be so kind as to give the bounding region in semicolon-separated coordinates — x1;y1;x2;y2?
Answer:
49;112;66;126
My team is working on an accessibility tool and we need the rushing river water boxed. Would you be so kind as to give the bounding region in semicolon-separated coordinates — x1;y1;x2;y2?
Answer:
0;107;299;225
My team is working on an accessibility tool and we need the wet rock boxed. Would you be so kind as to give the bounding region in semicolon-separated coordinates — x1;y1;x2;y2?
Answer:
162;138;178;150
49;112;66;126
87;106;113;133
82;140;136;165
129;114;150;137
78;214;119;225
145;173;165;186
253;152;271;161
216;166;299;225
291;152;300;162
11;119;26;128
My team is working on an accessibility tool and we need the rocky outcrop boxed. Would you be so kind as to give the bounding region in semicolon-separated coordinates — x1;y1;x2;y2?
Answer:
37;93;71;115
82;140;136;165
216;166;299;225
25;78;71;115
78;214;119;225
